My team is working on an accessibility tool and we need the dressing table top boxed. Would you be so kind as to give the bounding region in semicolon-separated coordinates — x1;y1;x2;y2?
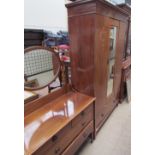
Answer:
24;91;95;155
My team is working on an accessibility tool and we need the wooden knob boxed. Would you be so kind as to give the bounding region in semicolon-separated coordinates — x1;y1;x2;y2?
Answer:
81;111;85;116
52;135;58;142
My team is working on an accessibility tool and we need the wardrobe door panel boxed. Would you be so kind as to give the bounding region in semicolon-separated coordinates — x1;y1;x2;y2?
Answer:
68;15;95;96
94;15;109;129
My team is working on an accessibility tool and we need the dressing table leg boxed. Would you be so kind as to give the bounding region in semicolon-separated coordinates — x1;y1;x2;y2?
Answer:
90;133;94;143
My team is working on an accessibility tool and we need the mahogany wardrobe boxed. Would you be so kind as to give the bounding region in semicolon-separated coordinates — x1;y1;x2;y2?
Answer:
66;0;130;134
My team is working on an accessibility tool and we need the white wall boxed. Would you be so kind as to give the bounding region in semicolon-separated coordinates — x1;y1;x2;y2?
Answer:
24;0;126;31
24;0;68;31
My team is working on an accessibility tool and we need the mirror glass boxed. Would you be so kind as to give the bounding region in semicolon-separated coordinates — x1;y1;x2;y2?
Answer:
24;47;61;90
107;27;117;96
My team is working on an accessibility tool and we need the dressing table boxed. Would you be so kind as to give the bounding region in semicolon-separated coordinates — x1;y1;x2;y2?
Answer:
25;89;95;155
24;46;95;155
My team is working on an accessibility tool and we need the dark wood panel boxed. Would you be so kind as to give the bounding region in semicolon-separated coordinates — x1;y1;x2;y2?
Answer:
96;1;129;23
68;14;95;96
67;1;96;17
66;0;129;22
94;15;109;128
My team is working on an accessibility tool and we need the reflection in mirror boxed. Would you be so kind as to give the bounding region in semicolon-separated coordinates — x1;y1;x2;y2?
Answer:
24;47;60;90
107;27;117;96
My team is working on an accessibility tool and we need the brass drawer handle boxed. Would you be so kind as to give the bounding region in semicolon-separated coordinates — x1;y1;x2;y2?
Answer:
52;135;58;142
54;147;60;154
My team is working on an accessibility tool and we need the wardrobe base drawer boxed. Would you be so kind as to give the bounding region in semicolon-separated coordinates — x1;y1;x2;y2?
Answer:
62;121;93;155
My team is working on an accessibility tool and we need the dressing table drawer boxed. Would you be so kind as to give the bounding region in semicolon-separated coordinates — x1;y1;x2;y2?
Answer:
62;121;94;155
72;104;93;129
50;104;93;155
33;123;72;155
33;104;94;155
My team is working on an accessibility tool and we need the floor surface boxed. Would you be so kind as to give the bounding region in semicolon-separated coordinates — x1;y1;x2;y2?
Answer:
77;101;131;155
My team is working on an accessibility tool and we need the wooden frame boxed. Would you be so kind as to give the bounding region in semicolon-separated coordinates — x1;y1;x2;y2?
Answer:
24;46;62;91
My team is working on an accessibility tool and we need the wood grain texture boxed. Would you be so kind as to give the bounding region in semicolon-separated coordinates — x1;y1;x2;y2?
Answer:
33;105;93;155
24;85;72;116
68;14;95;96
24;91;95;155
66;0;129;132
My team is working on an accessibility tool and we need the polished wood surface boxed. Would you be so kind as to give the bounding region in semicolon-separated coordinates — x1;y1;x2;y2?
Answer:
66;0;130;133
24;85;71;116
24;91;95;155
33;105;93;155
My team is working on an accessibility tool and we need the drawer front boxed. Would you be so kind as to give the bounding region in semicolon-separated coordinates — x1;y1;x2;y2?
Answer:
95;103;106;130
72;104;93;128
33;104;94;155
33;123;72;155
96;111;106;128
47;104;93;155
62;121;93;155
96;103;117;132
